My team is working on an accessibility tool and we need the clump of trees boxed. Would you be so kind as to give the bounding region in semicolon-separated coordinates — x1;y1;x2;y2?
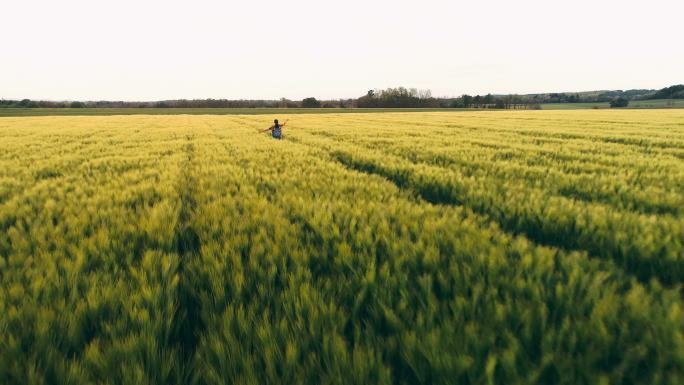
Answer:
1;99;39;108
652;85;684;99
450;94;533;109
356;87;439;108
610;97;629;108
301;97;321;108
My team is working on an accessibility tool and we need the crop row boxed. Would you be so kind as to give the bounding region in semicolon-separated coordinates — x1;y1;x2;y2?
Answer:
304;130;684;216
0;120;191;383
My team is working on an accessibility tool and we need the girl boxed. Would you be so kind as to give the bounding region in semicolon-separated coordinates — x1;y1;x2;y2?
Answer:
260;118;288;139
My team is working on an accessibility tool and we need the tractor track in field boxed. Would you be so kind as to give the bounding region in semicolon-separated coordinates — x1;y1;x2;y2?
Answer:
297;132;683;217
285;135;683;287
170;134;204;382
333;152;683;286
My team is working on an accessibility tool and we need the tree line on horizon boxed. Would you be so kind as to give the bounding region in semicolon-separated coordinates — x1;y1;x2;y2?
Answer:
2;85;682;110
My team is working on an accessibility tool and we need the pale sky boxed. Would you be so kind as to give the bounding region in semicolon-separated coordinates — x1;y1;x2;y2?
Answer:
1;0;682;101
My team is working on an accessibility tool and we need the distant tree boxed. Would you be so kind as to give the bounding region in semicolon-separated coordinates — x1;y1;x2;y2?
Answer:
70;101;85;108
653;84;684;99
461;94;473;108
18;99;37;108
356;93;374;108
301;97;321;108
278;98;298;108
473;95;482;108
609;97;629;108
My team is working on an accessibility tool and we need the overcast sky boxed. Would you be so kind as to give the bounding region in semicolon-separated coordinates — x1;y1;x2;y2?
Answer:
1;0;682;100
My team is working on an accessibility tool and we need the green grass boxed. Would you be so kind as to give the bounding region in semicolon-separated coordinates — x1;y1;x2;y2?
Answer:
0;107;468;117
541;99;684;110
626;99;684;108
540;102;608;109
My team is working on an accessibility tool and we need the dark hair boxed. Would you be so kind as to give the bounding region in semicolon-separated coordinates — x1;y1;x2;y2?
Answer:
274;119;279;124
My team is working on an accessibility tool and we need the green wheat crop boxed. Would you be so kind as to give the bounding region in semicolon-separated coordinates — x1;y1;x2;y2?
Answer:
1;111;683;384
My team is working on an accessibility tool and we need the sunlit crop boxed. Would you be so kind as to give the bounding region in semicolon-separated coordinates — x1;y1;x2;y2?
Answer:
1;110;683;384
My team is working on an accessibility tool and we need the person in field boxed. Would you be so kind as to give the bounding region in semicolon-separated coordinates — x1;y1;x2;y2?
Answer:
260;119;288;139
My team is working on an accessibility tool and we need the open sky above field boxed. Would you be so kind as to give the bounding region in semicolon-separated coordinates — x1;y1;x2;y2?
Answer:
1;0;682;100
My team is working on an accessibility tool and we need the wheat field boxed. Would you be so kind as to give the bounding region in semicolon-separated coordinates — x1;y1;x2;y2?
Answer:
1;110;683;384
